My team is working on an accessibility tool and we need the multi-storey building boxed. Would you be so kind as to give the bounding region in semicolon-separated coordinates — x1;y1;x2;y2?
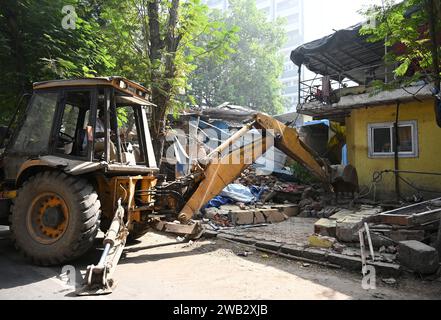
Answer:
204;0;305;112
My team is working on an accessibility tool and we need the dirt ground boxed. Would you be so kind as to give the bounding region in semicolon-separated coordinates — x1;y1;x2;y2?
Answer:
0;225;440;300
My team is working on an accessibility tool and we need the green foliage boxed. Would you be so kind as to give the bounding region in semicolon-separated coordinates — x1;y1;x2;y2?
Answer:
0;0;273;141
116;108;128;127
94;0;237;117
290;162;319;185
0;0;114;125
359;0;441;86
188;0;287;115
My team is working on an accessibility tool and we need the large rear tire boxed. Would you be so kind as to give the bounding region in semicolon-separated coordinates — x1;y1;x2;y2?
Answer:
10;171;101;266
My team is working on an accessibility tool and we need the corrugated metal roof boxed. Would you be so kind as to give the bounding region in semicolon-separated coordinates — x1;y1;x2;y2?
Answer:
291;23;387;84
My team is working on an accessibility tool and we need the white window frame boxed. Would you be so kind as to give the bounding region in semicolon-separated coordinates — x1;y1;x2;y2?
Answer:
367;120;419;158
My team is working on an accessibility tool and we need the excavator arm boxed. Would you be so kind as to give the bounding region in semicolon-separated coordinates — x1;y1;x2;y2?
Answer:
178;113;358;223
78;112;359;296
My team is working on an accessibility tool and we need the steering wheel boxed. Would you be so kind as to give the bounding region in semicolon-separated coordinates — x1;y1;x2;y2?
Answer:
59;131;74;145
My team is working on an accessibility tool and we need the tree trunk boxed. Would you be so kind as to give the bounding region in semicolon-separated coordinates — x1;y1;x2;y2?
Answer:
147;0;165;164
147;0;181;166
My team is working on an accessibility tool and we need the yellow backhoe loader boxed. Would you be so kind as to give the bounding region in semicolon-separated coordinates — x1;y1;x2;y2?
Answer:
0;77;358;295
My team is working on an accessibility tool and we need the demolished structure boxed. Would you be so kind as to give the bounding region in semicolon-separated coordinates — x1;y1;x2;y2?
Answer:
292;22;441;201
180;19;441;280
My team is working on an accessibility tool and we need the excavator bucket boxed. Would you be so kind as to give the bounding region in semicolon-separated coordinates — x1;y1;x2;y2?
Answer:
330;164;359;195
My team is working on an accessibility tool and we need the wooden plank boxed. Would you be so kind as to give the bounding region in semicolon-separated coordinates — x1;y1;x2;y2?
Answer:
164;222;199;235
367;214;410;226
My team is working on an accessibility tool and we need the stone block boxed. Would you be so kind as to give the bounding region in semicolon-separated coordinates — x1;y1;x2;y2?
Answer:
253;211;267;224
329;209;354;221
398;240;440;274
255;241;283;251
230;236;257;245
335;217;363;242
262;209;286;223
302;248;327;262
271;204;299;217
314;218;337;237
367;261;401;278
280;244;304;257
327;253;362;271
230;211;254;225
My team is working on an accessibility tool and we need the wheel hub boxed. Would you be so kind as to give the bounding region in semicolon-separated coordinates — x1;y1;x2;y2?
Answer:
27;193;69;244
41;206;64;228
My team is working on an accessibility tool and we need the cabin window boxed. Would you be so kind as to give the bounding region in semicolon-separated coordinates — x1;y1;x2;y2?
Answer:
367;121;418;158
12;92;59;154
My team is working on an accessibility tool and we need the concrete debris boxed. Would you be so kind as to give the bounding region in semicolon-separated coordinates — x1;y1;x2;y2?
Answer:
237;251;252;257
313;208;382;243
332;242;347;253
301;263;311;268
318;206;339;218
227;208;288;226
314;218;337;237
271;204;300;217
206;165;441;279
183;240;194;248
382;278;397;285
301;187;319;200
205;199;297;227
386;246;398;254
398;240;440;275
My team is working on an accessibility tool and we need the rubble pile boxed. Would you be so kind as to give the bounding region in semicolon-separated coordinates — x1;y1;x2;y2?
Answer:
203;165;346;228
309;198;441;275
297;186;338;218
237;167;280;187
203;165;441;277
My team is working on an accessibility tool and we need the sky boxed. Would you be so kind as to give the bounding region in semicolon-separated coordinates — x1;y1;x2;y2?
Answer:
303;0;384;42
300;0;385;83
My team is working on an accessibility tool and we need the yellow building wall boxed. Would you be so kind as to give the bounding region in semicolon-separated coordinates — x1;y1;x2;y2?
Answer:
346;98;441;199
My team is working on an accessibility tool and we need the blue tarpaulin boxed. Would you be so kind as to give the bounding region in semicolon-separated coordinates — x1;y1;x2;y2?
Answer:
205;184;266;209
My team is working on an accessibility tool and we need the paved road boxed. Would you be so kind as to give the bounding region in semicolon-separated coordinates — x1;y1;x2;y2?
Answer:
1;226;440;300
